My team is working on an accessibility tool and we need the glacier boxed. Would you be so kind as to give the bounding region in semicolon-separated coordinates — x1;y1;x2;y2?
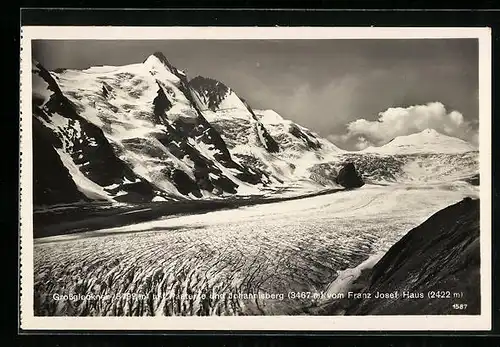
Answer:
31;51;480;317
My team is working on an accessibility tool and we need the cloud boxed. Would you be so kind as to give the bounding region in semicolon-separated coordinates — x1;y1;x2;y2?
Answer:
225;69;363;133
281;76;362;130
354;136;373;150
329;102;478;150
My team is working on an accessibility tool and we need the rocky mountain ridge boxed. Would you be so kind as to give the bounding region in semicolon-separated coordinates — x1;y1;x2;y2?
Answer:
31;52;479;206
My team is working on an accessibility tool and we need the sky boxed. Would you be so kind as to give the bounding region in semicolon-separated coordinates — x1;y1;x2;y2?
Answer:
32;39;479;150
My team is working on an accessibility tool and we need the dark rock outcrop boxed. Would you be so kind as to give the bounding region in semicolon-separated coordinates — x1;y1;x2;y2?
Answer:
343;197;480;315
336;154;405;183
152;81;173;123
289;123;322;150
335;162;364;188
189;76;229;111
465;173;480;186
153;123;238;197
241;99;280;153
166;71;266;187
32;117;89;205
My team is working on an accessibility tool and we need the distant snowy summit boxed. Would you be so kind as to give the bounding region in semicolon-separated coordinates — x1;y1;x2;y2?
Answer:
361;128;478;155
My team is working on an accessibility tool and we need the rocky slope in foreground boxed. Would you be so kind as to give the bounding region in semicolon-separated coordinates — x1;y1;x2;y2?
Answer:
313;197;480;315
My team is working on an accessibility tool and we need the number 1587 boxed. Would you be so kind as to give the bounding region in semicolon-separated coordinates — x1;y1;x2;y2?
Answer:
452;303;468;310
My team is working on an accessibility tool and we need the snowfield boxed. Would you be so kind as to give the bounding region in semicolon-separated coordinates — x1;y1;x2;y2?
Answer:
361;128;477;155
34;182;478;316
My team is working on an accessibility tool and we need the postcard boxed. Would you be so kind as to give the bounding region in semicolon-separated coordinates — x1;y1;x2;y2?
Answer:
19;26;492;331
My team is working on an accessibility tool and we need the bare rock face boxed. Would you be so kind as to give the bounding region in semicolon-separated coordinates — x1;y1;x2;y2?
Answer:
335;162;364;189
189;76;229;111
32;117;89;206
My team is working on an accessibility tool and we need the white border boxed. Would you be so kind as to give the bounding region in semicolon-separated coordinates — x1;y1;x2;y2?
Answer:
19;26;492;331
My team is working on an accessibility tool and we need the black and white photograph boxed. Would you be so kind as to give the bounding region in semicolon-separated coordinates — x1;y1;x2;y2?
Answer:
19;27;491;331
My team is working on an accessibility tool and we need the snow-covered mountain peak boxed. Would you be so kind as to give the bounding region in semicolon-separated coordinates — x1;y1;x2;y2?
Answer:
254;109;287;125
142;53;183;84
33;56;350;204
150;51;171;65
420;128;440;136
362;128;477;155
143;52;176;72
